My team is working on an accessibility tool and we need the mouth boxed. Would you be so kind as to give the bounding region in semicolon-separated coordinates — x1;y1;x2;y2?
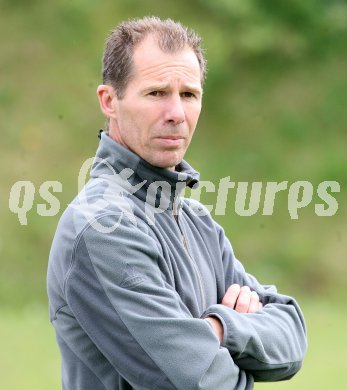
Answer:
154;136;185;146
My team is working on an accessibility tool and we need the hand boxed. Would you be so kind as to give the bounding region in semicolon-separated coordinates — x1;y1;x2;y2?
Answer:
222;284;263;314
205;284;263;343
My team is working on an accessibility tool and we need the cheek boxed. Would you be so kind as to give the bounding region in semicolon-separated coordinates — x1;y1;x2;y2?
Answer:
188;105;201;127
142;105;158;121
120;105;143;134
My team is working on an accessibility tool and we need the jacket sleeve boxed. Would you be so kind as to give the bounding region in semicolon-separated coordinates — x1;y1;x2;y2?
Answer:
202;226;308;382
64;213;254;390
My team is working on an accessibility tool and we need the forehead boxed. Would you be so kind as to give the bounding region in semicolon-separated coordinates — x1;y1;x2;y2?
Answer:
131;35;202;86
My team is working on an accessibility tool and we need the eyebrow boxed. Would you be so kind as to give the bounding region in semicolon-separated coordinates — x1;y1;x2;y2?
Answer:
143;83;202;96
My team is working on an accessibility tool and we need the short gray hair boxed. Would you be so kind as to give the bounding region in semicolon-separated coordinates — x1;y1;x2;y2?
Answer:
102;16;207;99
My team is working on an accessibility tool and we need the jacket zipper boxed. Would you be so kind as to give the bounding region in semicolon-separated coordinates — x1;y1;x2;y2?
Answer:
173;198;207;310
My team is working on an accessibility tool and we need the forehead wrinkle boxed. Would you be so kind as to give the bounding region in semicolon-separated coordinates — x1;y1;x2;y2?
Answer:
136;61;201;88
131;36;202;87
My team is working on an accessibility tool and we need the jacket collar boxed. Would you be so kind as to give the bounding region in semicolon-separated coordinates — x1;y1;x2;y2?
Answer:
90;131;200;210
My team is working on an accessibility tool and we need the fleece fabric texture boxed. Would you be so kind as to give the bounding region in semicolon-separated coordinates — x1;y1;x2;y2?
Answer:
47;131;307;390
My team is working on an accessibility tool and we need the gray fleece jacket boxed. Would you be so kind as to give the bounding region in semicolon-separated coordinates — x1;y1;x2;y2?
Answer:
47;131;307;390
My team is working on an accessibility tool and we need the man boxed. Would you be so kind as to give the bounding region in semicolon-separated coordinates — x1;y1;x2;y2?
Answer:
47;17;307;389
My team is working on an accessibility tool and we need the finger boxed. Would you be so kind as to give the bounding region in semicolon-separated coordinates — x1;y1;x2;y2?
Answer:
222;284;241;309
235;286;251;313
258;302;263;310
248;291;260;313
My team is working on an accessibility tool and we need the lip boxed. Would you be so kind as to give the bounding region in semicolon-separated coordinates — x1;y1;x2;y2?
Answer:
154;136;185;145
157;135;184;140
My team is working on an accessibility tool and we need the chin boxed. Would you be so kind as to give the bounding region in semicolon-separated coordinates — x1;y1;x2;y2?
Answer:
147;151;184;170
153;160;180;170
156;160;181;170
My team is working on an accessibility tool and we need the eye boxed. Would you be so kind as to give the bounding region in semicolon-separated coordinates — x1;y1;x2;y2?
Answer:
181;92;196;99
148;91;165;97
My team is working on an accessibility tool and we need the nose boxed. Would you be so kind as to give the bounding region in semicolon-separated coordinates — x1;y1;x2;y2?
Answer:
164;95;185;125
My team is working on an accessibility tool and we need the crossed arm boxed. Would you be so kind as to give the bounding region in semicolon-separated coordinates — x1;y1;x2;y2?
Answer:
206;284;263;343
62;214;307;389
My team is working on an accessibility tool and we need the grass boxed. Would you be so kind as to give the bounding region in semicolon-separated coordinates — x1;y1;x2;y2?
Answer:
1;0;346;307
257;299;347;389
1;299;346;389
0;2;346;387
0;303;61;390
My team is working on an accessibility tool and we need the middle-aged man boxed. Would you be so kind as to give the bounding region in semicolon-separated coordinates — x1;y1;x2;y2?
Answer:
47;16;307;390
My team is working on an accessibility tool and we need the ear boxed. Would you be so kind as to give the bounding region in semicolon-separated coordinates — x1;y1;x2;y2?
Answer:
97;84;118;120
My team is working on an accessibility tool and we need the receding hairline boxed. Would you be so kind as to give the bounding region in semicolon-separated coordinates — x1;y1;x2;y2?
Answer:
102;16;207;100
109;34;203;100
136;34;201;70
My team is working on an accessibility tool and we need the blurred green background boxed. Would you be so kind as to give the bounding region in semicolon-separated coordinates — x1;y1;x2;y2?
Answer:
1;0;346;388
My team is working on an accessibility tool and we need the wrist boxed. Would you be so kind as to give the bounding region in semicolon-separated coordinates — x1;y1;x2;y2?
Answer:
204;316;224;344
